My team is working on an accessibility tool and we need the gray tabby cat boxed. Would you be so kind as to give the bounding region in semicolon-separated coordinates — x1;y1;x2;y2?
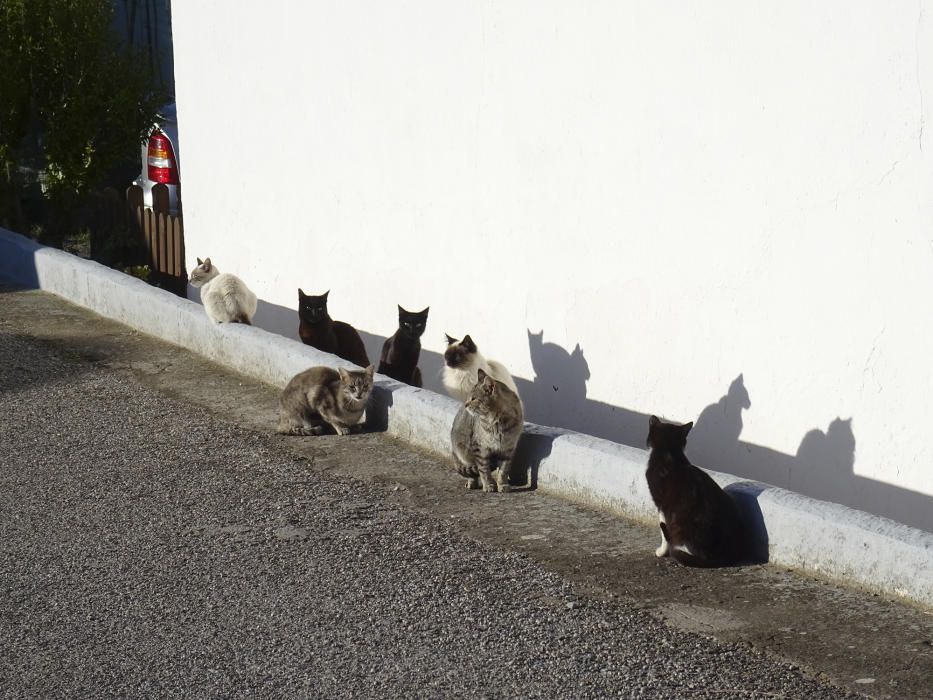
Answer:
277;364;374;435
450;368;524;492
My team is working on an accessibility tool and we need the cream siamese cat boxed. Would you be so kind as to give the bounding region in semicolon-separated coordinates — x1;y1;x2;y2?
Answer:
442;334;520;404
188;257;258;325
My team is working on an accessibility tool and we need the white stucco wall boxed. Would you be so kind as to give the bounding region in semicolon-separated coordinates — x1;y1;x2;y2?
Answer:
171;1;933;533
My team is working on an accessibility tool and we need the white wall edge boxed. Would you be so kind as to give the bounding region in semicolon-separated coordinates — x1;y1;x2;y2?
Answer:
2;228;930;607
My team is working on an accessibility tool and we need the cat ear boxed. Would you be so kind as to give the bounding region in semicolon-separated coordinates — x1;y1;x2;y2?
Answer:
419;307;429;316
398;304;405;314
477;368;495;391
445;333;457;345
323;290;330;301
649;415;661;429
196;257;203;265
337;367;350;382
681;421;694;436
364;364;374;377
462;335;476;352
298;288;306;298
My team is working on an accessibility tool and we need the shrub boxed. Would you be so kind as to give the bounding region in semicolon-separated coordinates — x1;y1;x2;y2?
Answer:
0;0;165;244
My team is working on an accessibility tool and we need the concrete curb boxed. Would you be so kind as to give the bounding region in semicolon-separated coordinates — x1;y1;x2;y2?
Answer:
2;228;931;607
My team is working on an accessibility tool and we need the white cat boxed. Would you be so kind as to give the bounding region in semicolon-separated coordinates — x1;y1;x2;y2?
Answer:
188;257;258;325
442;334;521;404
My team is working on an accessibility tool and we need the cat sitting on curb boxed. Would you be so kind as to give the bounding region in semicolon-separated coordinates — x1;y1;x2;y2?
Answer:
442;334;520;404
188;257;257;325
277;364;374;436
378;305;429;387
645;415;751;567
450;368;524;493
297;289;370;368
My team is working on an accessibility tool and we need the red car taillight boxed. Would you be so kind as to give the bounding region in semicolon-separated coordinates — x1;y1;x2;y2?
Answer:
147;130;179;184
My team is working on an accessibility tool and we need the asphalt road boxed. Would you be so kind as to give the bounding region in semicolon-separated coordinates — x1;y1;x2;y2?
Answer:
0;290;913;698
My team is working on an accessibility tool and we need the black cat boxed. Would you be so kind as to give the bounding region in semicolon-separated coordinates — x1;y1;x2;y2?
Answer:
378;305;428;387
297;289;370;368
646;415;749;567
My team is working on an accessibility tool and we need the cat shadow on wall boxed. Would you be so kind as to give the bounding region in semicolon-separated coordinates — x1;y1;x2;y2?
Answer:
790;418;856;504
687;374;859;502
516;329;591;431
253;298;302;340
688;374;752;478
686;375;932;533
513;329;655;448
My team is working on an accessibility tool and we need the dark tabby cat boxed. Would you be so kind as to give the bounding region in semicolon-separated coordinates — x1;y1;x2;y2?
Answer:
378;305;429;387
277;364;374;436
646;415;749;567
450;368;524;493
297;289;370;367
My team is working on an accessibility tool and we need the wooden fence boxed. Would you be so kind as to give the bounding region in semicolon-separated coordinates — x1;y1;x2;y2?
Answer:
126;183;186;296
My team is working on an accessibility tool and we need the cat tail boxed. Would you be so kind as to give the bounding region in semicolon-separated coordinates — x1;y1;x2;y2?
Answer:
221;288;252;324
278;424;323;436
454;460;479;478
276;418;323;435
669;549;725;568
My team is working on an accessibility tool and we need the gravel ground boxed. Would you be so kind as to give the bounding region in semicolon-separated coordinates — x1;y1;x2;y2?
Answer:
0;329;855;699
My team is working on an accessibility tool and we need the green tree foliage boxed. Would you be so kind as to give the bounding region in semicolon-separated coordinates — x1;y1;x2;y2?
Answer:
0;0;164;241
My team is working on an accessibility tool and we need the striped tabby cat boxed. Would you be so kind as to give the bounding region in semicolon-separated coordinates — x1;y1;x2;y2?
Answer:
450;368;524;493
277;365;374;436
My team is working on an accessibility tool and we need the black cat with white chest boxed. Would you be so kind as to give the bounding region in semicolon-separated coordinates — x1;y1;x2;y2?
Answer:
378;305;428;387
646;415;750;567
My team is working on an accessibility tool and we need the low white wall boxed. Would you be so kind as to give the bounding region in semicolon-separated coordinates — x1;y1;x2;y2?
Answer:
171;1;933;533
3;228;932;607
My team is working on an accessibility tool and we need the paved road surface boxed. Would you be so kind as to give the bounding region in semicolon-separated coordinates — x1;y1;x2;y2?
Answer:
2;289;931;698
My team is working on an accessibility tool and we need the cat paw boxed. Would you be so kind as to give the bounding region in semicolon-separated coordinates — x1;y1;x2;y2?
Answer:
498;483;512;493
655;543;670;558
465;478;480;489
482;481;498;493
